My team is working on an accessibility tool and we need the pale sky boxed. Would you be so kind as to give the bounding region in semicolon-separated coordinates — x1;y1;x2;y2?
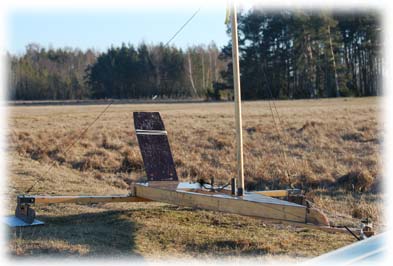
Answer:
7;7;230;55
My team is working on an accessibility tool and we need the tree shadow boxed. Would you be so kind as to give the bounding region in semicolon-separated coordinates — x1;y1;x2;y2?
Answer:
8;210;143;259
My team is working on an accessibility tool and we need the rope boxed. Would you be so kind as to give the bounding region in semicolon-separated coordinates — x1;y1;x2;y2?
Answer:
259;70;296;186
25;102;113;194
265;86;299;183
164;8;201;47
241;22;297;187
344;225;361;241
146;7;201;98
24;9;202;194
267;99;292;182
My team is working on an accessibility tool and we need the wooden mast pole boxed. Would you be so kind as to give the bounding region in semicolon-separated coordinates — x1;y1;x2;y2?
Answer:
230;2;245;196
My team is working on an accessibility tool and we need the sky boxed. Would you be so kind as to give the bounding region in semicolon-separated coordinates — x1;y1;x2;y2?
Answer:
7;7;229;55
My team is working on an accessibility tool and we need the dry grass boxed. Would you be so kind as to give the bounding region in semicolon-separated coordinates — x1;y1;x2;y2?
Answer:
6;97;383;259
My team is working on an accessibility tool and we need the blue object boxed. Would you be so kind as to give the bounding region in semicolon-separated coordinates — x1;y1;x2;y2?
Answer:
3;216;44;227
305;232;386;265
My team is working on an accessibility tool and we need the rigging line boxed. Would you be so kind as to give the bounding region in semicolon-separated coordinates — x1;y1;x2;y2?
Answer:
246;24;295;182
267;99;291;182
242;23;293;185
164;8;201;47
25;102;113;194
260;68;297;163
242;22;295;181
145;7;201;96
259;70;293;184
265;84;298;176
344;225;361;241
25;9;201;194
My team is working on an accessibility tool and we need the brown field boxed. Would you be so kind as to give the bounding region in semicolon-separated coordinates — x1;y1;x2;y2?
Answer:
6;97;384;260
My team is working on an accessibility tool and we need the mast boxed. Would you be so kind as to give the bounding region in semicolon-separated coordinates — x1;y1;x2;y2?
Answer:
230;3;245;196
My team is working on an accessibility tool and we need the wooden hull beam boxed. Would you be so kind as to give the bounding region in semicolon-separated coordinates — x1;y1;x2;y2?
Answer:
15;184;329;227
131;184;310;224
17;194;151;205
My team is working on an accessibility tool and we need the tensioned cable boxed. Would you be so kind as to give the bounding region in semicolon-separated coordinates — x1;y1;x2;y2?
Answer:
233;66;293;186
265;83;298;175
266;99;293;186
241;22;296;187
25;102;113;194
164;8;201;47
24;8;201;194
144;7;201;95
258;68;296;186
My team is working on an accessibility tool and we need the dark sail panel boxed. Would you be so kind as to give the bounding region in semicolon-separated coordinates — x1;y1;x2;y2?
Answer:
133;112;178;182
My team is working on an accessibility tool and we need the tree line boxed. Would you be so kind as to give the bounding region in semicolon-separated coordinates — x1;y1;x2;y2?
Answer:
86;42;225;99
8;42;226;100
220;9;381;99
8;9;381;101
8;43;96;100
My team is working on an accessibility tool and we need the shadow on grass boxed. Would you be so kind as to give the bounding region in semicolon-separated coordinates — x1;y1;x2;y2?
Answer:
8;210;143;259
185;239;271;257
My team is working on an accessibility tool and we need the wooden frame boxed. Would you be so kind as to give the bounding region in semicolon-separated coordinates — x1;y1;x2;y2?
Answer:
130;184;324;225
16;182;329;227
254;190;290;197
132;184;306;223
17;194;151;204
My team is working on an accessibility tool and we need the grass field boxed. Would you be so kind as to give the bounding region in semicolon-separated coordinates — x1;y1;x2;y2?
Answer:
6;97;383;260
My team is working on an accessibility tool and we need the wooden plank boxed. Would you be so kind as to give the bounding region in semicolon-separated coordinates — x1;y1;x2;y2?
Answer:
254;190;289;197
27;195;151;204
148;181;179;190
133;184;307;223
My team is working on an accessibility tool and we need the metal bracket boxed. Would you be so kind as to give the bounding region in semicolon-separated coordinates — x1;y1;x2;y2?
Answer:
15;195;37;224
17;195;35;205
15;202;36;224
286;189;304;205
